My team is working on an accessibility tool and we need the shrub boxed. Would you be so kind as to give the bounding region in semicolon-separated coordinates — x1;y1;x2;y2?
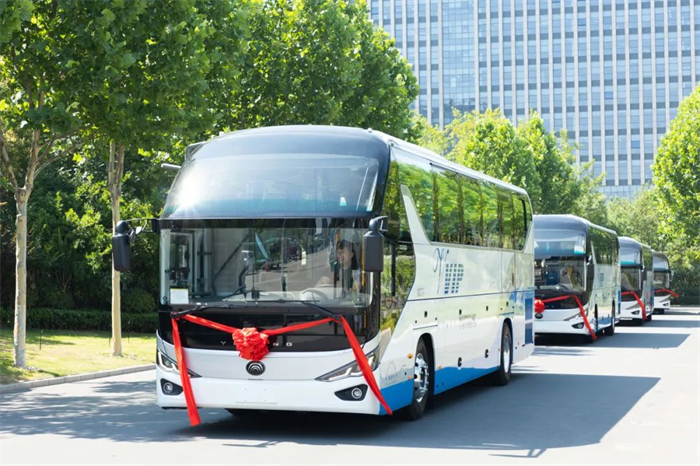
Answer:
122;288;157;314
0;308;157;333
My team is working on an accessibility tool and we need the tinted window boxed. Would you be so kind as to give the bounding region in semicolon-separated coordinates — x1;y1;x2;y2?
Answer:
499;191;514;249
463;176;483;246
482;183;500;248
397;151;436;241
434;167;462;243
513;196;526;250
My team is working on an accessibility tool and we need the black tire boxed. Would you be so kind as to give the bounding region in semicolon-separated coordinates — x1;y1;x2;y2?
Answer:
645;312;653;322
490;323;513;386
399;338;432;421
602;305;616;336
634;317;644;326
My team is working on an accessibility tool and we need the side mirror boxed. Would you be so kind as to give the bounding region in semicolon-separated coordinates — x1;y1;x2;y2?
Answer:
363;216;387;273
112;221;132;272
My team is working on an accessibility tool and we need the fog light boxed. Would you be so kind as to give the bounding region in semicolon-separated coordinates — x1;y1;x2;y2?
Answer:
572;323;584;329
632;310;640;315
335;384;368;401
160;378;183;396
535;313;543;319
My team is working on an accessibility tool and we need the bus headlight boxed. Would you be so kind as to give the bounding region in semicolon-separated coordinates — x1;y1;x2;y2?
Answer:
316;349;379;382
156;350;201;378
564;312;582;321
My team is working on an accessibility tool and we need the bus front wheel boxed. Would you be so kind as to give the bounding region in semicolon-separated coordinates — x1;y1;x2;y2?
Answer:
399;338;432;421
490;323;513;386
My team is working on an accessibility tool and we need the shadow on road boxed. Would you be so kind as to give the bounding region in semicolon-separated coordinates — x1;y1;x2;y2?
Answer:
644;319;700;329
0;371;659;456
536;332;689;349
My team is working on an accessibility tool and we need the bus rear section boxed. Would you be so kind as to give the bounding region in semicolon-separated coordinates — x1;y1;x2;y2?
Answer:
619;237;654;324
533;215;620;340
653;251;673;314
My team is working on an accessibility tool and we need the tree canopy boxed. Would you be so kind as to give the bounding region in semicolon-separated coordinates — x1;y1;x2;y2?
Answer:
653;84;700;248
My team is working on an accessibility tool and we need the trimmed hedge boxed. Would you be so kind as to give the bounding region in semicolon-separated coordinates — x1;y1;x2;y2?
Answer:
0;307;157;334
674;287;700;305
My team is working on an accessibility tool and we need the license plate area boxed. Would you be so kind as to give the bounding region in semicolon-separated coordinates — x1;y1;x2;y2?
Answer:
235;387;277;404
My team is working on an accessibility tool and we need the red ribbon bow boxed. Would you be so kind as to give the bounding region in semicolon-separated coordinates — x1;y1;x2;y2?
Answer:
232;328;270;361
170;313;392;426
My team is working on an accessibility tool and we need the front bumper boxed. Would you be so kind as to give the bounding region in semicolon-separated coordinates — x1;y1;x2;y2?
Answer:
157;366;382;414
534;308;591;335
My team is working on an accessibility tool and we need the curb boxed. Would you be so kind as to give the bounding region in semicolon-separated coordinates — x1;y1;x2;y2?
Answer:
0;364;155;395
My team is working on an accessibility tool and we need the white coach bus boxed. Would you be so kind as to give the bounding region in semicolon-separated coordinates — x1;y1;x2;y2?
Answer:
652;250;673;314
112;126;535;422
533;215;620;340
619;237;654;324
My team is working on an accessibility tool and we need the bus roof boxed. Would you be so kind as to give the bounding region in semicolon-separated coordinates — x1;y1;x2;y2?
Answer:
652;250;671;271
188;125;529;197
533;214;617;237
618;236;652;252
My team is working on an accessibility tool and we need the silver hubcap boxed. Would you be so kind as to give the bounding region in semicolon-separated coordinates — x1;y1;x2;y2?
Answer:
503;332;511;373
414;353;430;403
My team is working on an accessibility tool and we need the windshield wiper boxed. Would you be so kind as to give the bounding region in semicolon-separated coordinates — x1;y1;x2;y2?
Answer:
248;298;340;321
170;303;248;318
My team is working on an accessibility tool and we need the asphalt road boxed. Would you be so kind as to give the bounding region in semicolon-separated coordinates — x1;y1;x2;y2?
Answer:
1;308;698;465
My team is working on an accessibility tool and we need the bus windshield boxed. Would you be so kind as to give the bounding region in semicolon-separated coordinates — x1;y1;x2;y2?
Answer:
654;271;670;288
534;229;587;258
163;152;382;219
160;223;373;308
535;257;586;292
620;247;641;266
621;267;642;291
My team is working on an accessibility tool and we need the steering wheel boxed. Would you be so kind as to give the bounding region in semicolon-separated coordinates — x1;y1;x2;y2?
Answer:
302;285;335;301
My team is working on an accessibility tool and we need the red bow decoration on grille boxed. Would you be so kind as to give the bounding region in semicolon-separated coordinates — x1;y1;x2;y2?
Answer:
169;312;392;426
232;328;270;361
533;294;597;340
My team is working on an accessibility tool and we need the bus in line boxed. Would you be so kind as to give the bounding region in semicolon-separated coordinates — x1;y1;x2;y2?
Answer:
619;237;654;324
113;125;535;421
653;250;674;314
533;215;620;341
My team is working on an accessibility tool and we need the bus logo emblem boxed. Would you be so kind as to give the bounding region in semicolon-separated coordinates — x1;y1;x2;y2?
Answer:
246;361;265;376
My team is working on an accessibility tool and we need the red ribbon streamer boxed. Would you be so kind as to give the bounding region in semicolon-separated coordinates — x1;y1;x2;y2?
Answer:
654;288;679;298
622;290;647;319
533;295;597;341
170;314;392;426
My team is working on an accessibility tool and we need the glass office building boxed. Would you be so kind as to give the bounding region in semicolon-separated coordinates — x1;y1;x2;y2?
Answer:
369;0;700;198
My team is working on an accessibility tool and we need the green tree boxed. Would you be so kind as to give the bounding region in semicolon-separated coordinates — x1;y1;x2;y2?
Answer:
412;113;448;156
446;109;542;202
653;84;700;248
604;187;662;249
222;0;417;137
54;0;247;355
0;0;85;367
516;114;586;214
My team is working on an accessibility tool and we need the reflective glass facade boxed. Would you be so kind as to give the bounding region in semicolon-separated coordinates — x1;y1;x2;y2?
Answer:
370;0;700;198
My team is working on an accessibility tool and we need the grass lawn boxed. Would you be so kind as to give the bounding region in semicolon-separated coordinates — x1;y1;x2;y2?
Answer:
0;329;155;384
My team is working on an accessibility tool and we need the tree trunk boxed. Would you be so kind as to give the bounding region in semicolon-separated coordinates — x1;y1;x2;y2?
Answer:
13;192;28;367
108;142;125;357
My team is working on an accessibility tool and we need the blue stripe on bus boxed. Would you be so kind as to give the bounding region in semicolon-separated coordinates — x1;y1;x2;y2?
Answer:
378;366;499;414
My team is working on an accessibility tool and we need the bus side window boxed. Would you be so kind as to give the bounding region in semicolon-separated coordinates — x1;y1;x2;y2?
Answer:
498;191;514;249
433;167;462;243
396;150;436;242
513;195;525;250
462;176;482;246
481;182;499;248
